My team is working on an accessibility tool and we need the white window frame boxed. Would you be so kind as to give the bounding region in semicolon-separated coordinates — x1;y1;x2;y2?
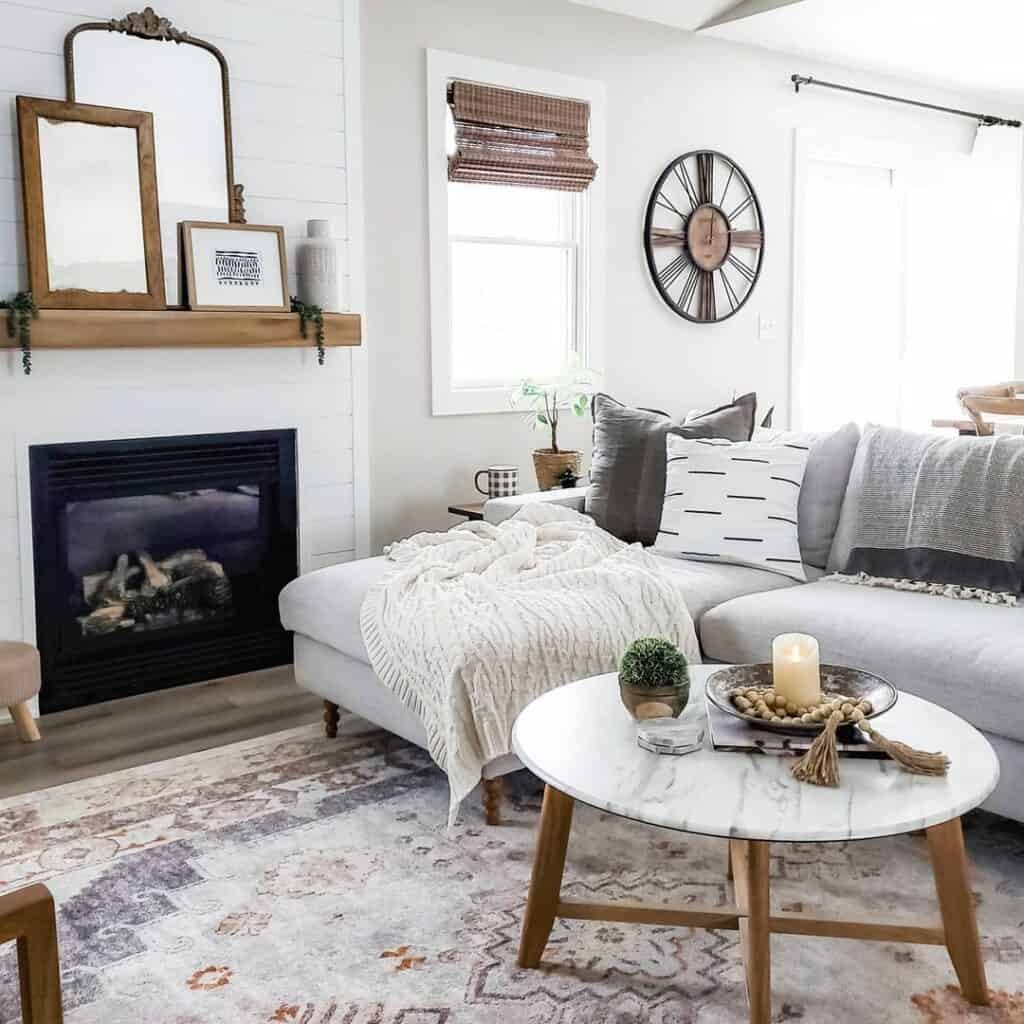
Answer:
426;49;606;416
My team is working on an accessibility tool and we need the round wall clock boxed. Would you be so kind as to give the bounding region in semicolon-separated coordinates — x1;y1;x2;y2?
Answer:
643;150;764;323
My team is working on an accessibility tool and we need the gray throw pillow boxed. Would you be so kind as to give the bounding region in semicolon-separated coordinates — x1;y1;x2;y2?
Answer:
754;422;860;569
683;392;758;441
586;392;758;545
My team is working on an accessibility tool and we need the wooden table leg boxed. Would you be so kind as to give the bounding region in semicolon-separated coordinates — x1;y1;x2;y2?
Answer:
927;817;989;1006
518;785;574;968
731;839;772;1024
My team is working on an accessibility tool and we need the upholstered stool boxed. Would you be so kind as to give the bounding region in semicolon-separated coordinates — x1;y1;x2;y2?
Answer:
0;642;41;743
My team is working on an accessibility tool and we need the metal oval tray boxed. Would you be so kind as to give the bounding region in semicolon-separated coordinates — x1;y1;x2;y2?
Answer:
705;664;898;734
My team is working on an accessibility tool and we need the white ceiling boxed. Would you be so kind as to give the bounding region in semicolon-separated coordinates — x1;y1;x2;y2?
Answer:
568;0;1024;107
566;0;740;32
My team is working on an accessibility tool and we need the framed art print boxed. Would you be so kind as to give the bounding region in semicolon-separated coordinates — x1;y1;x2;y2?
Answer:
181;221;288;311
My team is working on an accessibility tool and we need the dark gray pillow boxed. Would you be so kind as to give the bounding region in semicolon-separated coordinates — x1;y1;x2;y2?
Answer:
586;392;757;545
683;392;758;441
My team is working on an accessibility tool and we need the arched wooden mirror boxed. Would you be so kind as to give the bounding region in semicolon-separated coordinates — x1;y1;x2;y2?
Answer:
64;7;246;306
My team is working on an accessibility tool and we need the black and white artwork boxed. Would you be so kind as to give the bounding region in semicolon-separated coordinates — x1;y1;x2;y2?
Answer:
215;249;263;288
182;222;288;310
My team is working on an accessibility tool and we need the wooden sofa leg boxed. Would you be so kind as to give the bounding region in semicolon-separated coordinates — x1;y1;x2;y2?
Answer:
323;700;340;739
483;777;503;825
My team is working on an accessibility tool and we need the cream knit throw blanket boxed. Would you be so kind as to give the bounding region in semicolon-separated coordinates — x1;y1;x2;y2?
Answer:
360;503;701;823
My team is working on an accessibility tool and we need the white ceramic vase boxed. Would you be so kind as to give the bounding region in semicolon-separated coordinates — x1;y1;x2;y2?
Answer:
296;219;340;312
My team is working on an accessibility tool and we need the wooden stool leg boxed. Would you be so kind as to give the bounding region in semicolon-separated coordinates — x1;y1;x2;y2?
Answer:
518;785;574;968
731;839;771;1024
322;700;339;739
9;703;40;743
482;776;503;825
927;817;989;1005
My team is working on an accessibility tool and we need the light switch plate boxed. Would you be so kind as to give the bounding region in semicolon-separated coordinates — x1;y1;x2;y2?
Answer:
758;314;778;341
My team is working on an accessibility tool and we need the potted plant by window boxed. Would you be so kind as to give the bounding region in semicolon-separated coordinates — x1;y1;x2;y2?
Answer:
512;370;593;491
618;637;691;720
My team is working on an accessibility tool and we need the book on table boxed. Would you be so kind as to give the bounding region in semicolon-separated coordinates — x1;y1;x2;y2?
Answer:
706;699;887;758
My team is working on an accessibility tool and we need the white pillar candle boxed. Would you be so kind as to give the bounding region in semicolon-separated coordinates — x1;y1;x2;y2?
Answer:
772;633;821;708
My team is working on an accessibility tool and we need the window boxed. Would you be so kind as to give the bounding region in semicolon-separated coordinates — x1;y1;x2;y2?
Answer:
427;51;605;415
448;182;584;387
793;131;1021;431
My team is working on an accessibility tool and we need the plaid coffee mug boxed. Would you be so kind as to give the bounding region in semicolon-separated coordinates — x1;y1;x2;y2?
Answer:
475;465;519;498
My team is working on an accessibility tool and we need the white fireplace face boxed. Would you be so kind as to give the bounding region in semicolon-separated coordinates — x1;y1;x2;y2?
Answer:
0;347;360;677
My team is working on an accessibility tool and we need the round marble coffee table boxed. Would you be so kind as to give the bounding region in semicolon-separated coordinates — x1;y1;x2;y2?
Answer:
512;666;1000;1024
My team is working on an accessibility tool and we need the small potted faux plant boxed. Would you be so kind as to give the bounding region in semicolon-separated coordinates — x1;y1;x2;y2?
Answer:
512;366;594;490
618;637;691;720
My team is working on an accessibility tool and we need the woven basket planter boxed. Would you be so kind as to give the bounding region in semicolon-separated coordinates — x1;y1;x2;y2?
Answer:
532;449;582;491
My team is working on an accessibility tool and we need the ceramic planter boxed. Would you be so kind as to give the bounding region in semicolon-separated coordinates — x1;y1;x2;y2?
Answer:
618;678;690;721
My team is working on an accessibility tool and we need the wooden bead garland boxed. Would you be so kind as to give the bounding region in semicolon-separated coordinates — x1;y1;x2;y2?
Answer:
728;686;950;787
729;686;872;727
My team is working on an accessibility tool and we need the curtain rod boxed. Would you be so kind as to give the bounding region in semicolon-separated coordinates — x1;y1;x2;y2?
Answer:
791;74;1021;129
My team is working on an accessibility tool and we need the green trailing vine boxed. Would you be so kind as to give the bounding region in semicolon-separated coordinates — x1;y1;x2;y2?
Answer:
291;296;326;366
1;290;38;375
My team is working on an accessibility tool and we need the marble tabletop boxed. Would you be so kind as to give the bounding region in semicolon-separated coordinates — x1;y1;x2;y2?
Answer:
512;667;1000;842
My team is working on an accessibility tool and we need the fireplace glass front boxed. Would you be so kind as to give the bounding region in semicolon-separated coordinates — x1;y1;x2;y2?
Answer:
30;431;297;713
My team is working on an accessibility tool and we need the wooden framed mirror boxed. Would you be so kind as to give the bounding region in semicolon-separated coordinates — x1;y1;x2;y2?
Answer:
64;8;245;306
17;97;166;309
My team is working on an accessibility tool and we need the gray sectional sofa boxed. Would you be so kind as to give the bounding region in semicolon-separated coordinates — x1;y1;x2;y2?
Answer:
280;428;1024;825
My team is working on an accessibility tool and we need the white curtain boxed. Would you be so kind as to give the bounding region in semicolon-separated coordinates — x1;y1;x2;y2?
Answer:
795;128;1022;432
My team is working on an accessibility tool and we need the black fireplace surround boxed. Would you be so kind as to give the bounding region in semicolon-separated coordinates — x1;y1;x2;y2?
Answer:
30;430;298;713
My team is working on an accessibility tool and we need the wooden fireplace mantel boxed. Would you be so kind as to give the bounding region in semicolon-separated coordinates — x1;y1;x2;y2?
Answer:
2;309;361;350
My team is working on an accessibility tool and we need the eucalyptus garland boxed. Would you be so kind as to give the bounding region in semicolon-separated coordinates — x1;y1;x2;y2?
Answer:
291;296;326;366
0;290;38;375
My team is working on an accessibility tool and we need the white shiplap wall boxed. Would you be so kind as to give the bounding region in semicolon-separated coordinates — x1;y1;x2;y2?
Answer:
0;0;363;646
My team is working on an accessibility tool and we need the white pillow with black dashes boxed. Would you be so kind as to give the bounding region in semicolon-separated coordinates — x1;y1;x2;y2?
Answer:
654;436;810;581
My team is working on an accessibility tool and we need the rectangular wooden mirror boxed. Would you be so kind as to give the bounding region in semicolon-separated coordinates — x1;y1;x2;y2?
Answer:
17;96;166;310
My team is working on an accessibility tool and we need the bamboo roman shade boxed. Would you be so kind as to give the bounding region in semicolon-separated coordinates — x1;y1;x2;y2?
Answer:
447;80;598;192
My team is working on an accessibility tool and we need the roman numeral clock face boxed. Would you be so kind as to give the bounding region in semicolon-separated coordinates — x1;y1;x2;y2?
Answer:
643;150;764;323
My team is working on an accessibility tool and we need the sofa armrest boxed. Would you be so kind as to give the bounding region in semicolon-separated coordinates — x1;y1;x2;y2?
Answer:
483;486;588;525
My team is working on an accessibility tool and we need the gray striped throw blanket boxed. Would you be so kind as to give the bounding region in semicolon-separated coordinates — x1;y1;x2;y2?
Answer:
829;424;1024;603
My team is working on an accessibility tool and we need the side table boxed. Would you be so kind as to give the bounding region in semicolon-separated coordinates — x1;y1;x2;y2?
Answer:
447;501;486;522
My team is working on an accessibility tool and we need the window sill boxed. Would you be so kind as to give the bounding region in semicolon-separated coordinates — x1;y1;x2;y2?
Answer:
432;384;522;417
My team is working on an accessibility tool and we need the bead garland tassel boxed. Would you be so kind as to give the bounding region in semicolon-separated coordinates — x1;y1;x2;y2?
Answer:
729;686;951;787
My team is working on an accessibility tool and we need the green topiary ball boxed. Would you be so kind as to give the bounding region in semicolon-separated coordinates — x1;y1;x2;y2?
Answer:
619;637;689;689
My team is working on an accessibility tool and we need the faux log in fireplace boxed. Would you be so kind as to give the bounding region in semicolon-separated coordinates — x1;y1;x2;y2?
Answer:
30;430;297;714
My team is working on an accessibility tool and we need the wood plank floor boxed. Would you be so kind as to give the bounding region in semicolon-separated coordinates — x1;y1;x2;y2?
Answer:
0;665;322;799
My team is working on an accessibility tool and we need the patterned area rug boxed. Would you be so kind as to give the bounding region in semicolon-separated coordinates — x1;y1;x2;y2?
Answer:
2;713;1023;1023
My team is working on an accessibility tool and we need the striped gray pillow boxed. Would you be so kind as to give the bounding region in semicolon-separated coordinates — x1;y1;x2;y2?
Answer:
654;437;810;580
